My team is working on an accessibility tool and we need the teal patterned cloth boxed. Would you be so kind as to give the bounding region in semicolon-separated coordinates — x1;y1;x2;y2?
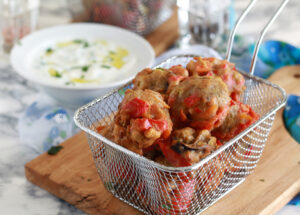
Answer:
249;40;300;78
18;96;79;154
283;95;300;143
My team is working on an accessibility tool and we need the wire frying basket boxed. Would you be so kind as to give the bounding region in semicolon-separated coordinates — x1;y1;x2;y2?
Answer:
74;1;288;214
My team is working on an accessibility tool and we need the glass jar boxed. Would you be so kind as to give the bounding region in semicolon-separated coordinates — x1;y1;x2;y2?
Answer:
177;0;230;48
0;0;39;53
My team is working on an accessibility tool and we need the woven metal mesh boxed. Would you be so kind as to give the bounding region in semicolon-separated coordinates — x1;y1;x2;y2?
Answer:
74;55;286;214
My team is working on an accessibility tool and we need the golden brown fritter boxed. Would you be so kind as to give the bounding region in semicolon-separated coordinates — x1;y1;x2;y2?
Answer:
168;76;231;131
133;68;170;94
103;89;173;153
212;100;259;142
132;66;189;98
171;127;219;164
187;57;245;100
99;57;260;170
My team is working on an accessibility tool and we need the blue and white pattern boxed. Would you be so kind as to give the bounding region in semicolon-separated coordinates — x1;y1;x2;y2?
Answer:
18;100;77;154
283;95;300;143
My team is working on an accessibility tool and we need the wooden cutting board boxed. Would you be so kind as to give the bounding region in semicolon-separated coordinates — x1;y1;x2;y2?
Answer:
25;66;300;215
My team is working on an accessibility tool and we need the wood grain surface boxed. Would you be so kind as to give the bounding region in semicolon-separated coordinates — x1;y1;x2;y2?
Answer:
25;69;300;213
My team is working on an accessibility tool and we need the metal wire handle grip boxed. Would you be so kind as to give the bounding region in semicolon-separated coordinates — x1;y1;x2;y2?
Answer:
226;0;257;61
249;0;289;75
226;0;289;75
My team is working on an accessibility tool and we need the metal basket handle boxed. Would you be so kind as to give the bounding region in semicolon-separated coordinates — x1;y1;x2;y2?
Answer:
226;0;290;75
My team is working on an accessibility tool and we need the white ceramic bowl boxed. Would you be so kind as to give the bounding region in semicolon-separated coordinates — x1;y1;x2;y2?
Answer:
10;23;155;107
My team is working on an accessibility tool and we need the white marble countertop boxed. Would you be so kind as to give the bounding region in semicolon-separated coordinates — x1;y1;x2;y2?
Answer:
0;0;299;214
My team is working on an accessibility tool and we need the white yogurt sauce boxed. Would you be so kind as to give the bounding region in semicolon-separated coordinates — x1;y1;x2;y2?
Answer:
31;39;136;86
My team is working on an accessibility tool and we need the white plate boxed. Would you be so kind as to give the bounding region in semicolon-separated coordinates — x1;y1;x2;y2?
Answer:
10;23;155;106
11;23;155;90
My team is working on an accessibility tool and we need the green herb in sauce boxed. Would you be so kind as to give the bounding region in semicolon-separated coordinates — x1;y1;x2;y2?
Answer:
73;39;89;48
65;81;74;86
82;65;90;72
101;65;111;69
46;48;53;54
73;39;85;44
48;68;62;78
83;42;89;48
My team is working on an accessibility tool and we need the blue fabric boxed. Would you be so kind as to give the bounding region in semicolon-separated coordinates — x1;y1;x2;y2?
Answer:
249;40;300;78
18;96;78;154
231;39;300;79
283;95;300;143
289;193;300;206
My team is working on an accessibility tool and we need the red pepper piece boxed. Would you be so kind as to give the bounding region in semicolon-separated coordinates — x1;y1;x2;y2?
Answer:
230;92;240;101
156;172;196;214
154;141;195;214
122;97;149;118
244;145;254;156
148;119;168;133
133;118;170;139
133;118;152;131
206;71;214;76
220;63;229;69
171;179;195;211
134;118;169;133
157;139;191;167
96;125;105;133
168;74;186;83
183;94;200;107
216;139;223;146
194;107;203;113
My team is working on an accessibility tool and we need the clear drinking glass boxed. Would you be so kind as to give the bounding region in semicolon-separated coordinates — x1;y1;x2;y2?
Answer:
177;0;230;48
0;0;39;54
